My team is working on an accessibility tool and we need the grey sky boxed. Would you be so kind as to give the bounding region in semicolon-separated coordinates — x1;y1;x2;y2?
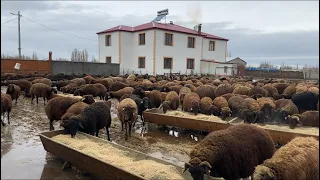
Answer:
1;1;319;67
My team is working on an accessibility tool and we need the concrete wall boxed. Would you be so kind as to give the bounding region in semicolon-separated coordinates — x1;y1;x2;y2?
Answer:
200;61;235;75
303;68;319;80
202;39;227;62
51;61;119;75
98;31;119;63
244;70;304;79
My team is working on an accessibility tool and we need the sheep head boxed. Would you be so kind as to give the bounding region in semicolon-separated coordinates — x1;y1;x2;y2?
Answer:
183;160;212;180
252;165;276;180
65;116;84;138
159;101;170;114
220;107;232;120
288;115;303;129
122;107;135;122
7;84;14;92
190;101;199;116
81;95;95;104
142;97;150;110
261;104;273;120
210;105;220;116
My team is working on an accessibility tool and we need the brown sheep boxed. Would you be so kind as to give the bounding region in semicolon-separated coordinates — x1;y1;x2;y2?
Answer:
1;93;13;126
109;81;128;92
287;111;319;129
168;85;183;94
60;102;89;127
117;98;138;140
212;96;229;109
83;75;96;84
183;92;201;115
184;84;197;92
106;87;134;100
32;78;52;87
160;92;168;102
308;86;319;94
281;84;296;99
160;91;180;114
141;79;153;90
56;80;72;91
274;99;299;123
220;106;232;120
221;93;236;101
61;83;78;94
71;78;86;86
272;83;290;94
6;84;21;105
232;85;251;95
244;98;261;112
212;79;222;86
94;78;114;90
179;87;191;104
30;83;57;105
253;137;319;180
228;95;248;117
296;85;308;93
257;97;276;110
200;97;219;116
262;84;280;100
5;79;32;97
249;86;269;98
74;83;107;100
185;124;275;180
145;90;162;108
45;95;95;130
195;85;216;100
215;84;233;97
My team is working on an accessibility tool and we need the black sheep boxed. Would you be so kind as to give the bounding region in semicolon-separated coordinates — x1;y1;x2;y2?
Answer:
63;101;112;141
184;124;275;180
291;91;319;113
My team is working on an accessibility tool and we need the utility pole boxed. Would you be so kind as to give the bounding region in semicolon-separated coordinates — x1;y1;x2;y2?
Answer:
11;11;22;59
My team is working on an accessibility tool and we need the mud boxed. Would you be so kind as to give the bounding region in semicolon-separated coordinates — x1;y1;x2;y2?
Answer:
1;86;201;179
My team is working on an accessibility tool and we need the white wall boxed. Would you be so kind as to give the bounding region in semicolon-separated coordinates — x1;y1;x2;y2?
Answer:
120;32;133;74
155;30;202;75
202;39;227;62
200;61;236;76
98;32;119;63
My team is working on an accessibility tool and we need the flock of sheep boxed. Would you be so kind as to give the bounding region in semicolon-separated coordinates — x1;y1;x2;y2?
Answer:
1;74;319;180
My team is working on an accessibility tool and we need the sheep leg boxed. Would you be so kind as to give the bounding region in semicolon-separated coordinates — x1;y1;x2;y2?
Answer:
7;111;10;124
1;120;6;126
106;128;111;141
36;97;39;104
31;95;34;104
43;97;46;105
125;122;128;140
141;115;145;126
15;98;18;105
121;122;124;131
129;122;132;137
49;119;55;131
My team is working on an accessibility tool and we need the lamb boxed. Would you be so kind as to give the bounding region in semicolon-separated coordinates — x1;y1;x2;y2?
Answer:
117;98;138;140
105;87;134;100
214;84;233;97
56;80;72;91
6;84;21;105
61;83;78;94
179;87;191;104
262;84;280;100
30;83;58;105
199;97;219;116
32;78;52;87
60;102;89;127
5;79;32;97
1;93;13;126
45;95;95;131
252;137;319;180
74;83;107;100
228;95;248;117
274;99;299;124
287;111;319;129
71;78;86;86
184;124;275;180
256;97;276;110
159;91;180;114
249;86;269;98
195;85;216;100
63;101;112;141
182;92;201;115
244;98;261;112
291;91;319;113
109;81;128;92
144;90;162;108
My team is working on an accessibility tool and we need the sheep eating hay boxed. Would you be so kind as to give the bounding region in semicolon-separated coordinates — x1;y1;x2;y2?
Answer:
253;137;319;180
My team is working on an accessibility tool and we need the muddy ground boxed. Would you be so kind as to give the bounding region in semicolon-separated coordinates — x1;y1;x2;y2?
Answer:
1;86;204;180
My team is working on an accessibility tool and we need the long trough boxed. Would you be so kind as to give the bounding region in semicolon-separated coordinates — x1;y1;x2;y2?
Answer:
143;109;319;145
39;130;193;180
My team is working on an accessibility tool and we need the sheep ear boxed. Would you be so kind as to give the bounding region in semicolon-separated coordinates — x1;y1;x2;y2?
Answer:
78;122;84;129
159;104;163;109
183;162;191;174
200;161;212;177
80;98;85;102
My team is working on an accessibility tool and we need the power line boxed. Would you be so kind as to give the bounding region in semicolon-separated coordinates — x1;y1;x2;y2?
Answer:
21;16;97;42
1;25;102;31
1;17;18;25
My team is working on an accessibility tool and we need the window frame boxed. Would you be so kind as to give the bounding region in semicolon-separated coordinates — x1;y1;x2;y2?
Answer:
186;58;195;69
187;36;196;48
163;57;173;69
164;32;174;46
106;56;112;63
209;40;215;51
105;34;111;46
138;33;146;46
138;56;146;68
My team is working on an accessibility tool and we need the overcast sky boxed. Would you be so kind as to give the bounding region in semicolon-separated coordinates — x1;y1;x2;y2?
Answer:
1;1;319;67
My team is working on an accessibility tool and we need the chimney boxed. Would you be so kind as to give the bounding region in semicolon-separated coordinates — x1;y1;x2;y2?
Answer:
169;21;173;25
49;51;52;61
198;24;202;34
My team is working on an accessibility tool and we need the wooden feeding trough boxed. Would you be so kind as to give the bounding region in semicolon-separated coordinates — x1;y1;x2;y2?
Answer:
39;130;193;180
143;109;319;145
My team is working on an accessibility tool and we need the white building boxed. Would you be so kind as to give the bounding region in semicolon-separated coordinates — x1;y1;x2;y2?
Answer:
97;21;229;75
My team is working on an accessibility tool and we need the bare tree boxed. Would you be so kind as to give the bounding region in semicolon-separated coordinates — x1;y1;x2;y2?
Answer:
32;52;38;60
92;55;98;62
70;48;88;62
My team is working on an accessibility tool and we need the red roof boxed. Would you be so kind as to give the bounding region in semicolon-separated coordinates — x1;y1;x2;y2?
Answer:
97;22;228;41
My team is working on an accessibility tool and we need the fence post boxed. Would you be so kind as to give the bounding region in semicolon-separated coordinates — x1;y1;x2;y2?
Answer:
48;51;52;75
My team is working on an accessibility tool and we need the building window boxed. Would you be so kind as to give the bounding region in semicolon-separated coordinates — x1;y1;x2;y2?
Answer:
224;66;228;73
188;37;195;48
138;57;145;68
105;35;111;46
164;57;173;69
165;33;173;46
187;58;195;69
209;41;215;51
139;33;145;45
106;56;111;63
